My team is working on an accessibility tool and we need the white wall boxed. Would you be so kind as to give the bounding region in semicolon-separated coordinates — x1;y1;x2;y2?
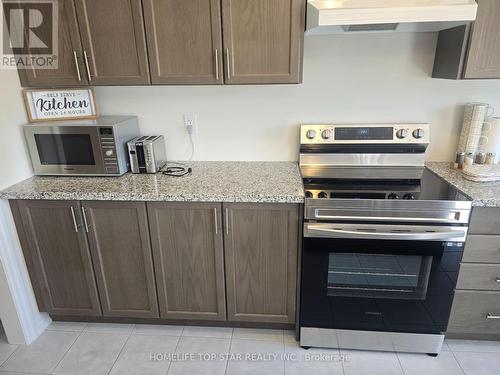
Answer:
0;69;51;345
97;33;500;162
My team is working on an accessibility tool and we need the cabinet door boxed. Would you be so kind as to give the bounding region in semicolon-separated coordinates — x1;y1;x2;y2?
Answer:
18;0;88;87
148;202;226;320
464;0;500;79
74;0;150;85
83;201;159;318
221;0;305;84
16;200;101;316
224;203;299;323
143;0;223;84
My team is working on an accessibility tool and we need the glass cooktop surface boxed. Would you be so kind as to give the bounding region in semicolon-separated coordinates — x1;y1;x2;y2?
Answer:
303;168;471;202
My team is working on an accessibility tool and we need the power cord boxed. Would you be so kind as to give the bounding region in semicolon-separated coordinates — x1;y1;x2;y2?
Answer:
188;132;195;161
160;161;192;177
160;123;195;177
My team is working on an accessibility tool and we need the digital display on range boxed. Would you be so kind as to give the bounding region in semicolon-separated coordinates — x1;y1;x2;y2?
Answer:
335;127;393;140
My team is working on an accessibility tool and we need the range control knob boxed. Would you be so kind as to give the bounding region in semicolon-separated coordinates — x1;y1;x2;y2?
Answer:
306;130;317;139
387;193;400;200
317;191;328;199
321;129;332;139
403;193;416;200
412;129;425;139
105;150;114;157
305;191;313;198
396;129;409;139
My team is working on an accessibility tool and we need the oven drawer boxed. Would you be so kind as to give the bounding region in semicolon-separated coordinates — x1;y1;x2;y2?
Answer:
469;208;500;235
448;291;500;334
462;235;500;263
457;264;500;291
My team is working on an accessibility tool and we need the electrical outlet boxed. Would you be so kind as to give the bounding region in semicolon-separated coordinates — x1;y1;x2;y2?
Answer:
184;113;198;135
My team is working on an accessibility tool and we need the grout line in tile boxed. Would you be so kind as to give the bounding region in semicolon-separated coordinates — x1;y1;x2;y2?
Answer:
105;332;132;375
0;344;20;369
395;351;407;375
47;322;89;333
224;329;233;375
449;350;467;375
49;328;85;375
165;334;182;375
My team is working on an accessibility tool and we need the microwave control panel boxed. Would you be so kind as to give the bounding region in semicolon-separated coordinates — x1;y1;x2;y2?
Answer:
99;127;119;174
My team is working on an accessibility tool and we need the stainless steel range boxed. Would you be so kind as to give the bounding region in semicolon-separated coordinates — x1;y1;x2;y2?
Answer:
298;124;472;355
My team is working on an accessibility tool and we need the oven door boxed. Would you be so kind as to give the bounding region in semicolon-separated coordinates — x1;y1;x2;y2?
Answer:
300;222;467;334
25;125;105;175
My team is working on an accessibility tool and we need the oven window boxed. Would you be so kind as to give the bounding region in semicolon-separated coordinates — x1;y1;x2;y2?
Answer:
327;253;432;300
35;134;95;165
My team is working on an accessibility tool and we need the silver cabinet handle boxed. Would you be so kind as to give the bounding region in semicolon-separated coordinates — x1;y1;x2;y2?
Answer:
496;277;500;283
73;51;81;81
225;207;229;235
214;207;218;235
81;207;90;233
225;48;231;80
70;206;79;233
487;313;500;320
214;49;219;81
83;50;92;81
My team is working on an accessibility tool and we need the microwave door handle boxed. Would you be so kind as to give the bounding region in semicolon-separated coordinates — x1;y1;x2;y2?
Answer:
308;227;466;241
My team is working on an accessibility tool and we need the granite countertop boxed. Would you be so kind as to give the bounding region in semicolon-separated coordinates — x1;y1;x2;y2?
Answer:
426;162;500;208
0;161;305;203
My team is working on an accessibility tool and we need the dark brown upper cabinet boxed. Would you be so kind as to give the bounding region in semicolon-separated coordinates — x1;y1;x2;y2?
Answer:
13;200;101;316
221;0;305;84
142;0;224;85
74;0;150;85
17;0;305;86
147;202;227;320
18;0;88;87
82;201;159;318
18;0;149;87
223;203;299;323
433;0;500;80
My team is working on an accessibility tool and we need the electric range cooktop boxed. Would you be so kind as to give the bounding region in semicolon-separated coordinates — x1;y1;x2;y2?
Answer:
303;168;471;202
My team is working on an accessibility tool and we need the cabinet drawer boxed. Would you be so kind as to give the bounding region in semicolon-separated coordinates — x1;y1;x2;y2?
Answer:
462;235;500;263
469;208;500;235
457;264;500;291
448;290;500;334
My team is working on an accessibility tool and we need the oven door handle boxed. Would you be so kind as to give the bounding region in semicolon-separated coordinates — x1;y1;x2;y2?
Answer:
314;212;462;224
307;227;467;241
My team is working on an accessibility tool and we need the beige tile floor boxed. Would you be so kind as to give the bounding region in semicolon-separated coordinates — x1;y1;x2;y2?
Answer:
0;322;499;375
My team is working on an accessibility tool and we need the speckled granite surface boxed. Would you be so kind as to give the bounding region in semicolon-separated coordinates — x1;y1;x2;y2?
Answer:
426;162;500;207
0;161;305;203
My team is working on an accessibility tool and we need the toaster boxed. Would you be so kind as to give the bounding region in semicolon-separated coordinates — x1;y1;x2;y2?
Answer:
127;135;167;173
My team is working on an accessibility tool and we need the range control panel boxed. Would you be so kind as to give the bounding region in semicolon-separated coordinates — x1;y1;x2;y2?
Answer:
300;124;430;144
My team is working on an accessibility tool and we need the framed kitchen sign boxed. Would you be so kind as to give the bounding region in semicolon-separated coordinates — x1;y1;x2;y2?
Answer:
23;88;99;122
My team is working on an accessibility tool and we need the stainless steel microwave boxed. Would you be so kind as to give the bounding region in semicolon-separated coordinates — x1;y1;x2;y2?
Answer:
24;116;140;176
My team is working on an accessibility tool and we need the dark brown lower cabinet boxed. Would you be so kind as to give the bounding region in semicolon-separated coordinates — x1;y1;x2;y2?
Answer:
13;200;101;316
223;203;299;323
11;199;300;324
148;202;226;320
83;201;159;318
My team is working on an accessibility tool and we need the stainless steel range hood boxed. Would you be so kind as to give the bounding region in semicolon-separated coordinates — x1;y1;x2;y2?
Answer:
306;0;478;35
